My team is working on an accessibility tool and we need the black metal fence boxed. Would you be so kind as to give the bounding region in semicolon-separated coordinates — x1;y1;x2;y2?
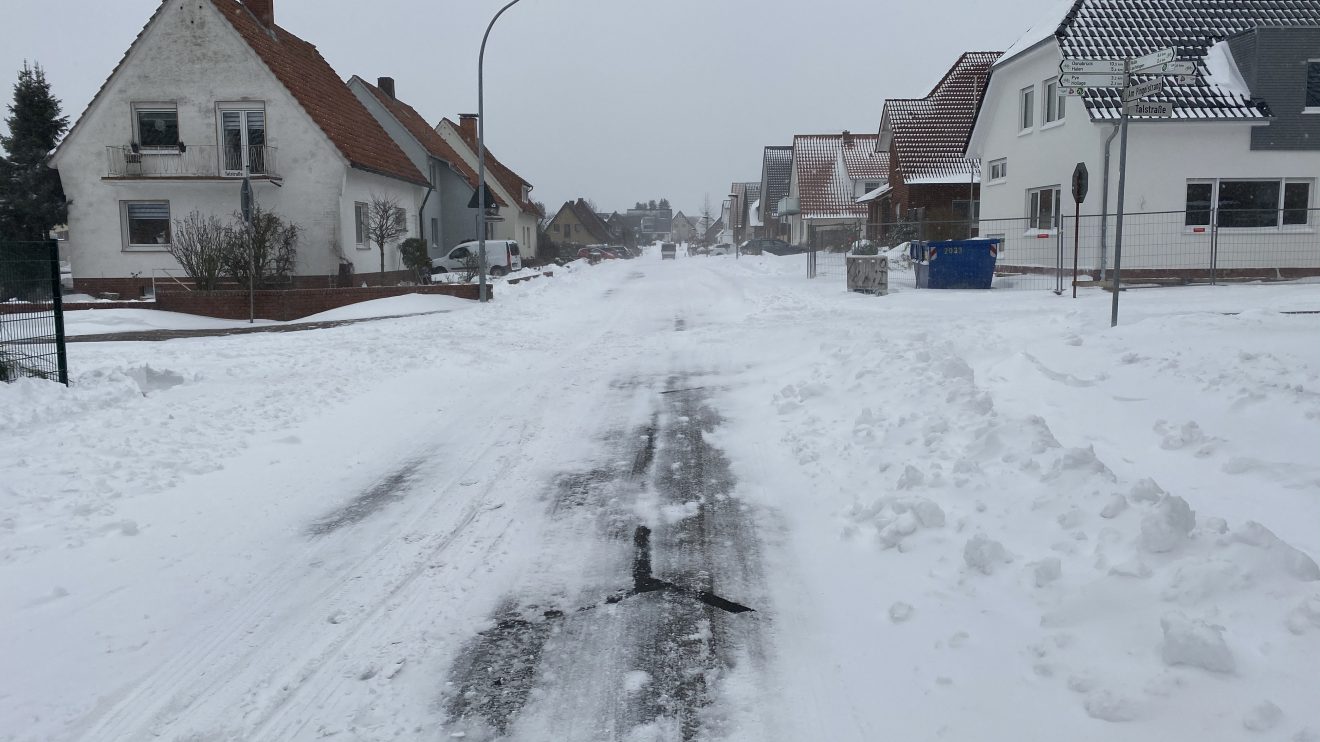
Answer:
1;240;69;385
804;208;1320;290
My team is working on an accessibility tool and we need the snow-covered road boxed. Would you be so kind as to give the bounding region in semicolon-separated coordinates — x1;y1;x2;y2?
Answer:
3;253;1318;741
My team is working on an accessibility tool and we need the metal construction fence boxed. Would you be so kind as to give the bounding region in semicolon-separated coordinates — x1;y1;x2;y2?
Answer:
805;207;1320;290
0;240;69;385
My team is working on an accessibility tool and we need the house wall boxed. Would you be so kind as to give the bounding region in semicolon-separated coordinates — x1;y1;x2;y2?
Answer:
434;121;539;258
970;41;1320;273
1237;27;1320;151
51;1;352;296
340;168;422;280
547;207;601;246
436;165;478;252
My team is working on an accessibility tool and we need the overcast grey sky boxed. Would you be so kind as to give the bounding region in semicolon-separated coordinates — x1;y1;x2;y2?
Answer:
3;0;1057;216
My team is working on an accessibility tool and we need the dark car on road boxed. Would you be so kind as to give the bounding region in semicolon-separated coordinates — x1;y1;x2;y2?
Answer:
661;243;677;260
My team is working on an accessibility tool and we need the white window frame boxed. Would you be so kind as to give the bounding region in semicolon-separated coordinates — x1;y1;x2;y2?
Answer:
354;201;369;248
1026;185;1061;233
121;200;172;252
1019;85;1036;133
987;158;1008;184
1182;178;1315;232
132;102;180;151
215;100;267;177
1043;78;1065;126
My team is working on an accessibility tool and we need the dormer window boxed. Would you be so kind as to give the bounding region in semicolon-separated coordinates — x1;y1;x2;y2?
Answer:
134;103;178;148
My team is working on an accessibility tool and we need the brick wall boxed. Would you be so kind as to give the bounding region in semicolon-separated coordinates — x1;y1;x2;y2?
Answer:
74;270;421;299
155;284;484;321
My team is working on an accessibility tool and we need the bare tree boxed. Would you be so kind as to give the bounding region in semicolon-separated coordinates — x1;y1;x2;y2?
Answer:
225;206;300;288
699;194;715;246
167;211;229;290
367;194;408;284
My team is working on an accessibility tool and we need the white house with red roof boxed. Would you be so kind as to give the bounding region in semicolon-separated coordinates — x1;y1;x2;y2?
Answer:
784;132;888;249
50;0;430;297
966;0;1320;278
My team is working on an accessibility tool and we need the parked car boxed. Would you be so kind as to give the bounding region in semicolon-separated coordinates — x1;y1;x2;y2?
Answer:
431;240;523;276
660;243;677;260
710;244;732;256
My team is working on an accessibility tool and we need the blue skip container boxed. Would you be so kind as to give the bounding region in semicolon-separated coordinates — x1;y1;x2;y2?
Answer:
911;238;1001;289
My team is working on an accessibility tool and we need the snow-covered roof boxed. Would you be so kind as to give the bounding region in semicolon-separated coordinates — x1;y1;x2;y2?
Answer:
792;133;886;219
1038;0;1320;121
882;51;1000;185
997;0;1075;67
1203;39;1252;100
856;183;892;204
761;146;794;219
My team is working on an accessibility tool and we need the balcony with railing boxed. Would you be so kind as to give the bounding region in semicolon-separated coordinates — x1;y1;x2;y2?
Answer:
105;144;278;179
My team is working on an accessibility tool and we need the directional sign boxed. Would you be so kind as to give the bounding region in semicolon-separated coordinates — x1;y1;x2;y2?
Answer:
1124;100;1173;117
1134;60;1196;76
1171;74;1196;85
1060;58;1124;75
1124;77;1164;101
1061;73;1125;88
1130;46;1176;72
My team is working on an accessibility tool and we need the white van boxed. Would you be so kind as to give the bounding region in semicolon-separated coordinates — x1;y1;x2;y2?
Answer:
431;240;523;276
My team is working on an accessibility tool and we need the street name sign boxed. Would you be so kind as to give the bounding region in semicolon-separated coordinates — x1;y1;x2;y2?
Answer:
1124;78;1163;101
1124;100;1173;117
1061;73;1126;88
1060;58;1124;75
1130;47;1176;72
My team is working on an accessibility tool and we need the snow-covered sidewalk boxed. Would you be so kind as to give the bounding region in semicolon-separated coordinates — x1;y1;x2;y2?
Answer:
1;254;1317;741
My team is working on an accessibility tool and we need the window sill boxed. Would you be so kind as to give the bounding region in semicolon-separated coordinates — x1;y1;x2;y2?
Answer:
1017;128;1034;137
1302;107;1320;114
1040;119;1065;131
123;244;171;253
355;244;371;251
140;148;181;155
986;178;1007;186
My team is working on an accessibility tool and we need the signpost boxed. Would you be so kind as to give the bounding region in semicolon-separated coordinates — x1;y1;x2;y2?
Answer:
1071;163;1088;299
1124;77;1163;101
1061;73;1126;88
241;176;255;324
1059;46;1184;325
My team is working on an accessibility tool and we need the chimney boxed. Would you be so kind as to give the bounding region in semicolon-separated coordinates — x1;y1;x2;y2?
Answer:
244;0;274;27
377;77;396;99
459;113;479;140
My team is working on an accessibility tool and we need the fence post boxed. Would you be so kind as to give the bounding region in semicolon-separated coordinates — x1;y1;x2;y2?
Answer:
46;239;69;386
1209;208;1218;286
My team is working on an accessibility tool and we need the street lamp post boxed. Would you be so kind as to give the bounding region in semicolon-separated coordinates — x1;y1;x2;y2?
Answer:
729;192;739;258
476;0;528;304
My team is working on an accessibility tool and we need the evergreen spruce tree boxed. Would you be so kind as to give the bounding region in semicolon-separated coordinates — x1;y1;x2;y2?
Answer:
0;62;69;240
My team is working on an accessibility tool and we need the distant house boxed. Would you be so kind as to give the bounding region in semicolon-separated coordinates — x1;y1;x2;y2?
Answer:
547;199;612;252
863;51;1000;244
785;132;888;250
49;0;428;296
758;145;793;242
703;217;725;245
966;0;1320;278
435;115;542;259
670;211;700;243
625;205;673;243
729;182;761;245
348;76;491;258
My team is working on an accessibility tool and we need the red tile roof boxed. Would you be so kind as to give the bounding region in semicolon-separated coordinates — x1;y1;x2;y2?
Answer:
443;118;539;216
884;51;1000;185
211;0;427;186
792;133;885;219
353;77;506;206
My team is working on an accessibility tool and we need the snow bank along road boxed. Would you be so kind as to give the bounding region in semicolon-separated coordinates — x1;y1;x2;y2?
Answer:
2;253;1318;741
